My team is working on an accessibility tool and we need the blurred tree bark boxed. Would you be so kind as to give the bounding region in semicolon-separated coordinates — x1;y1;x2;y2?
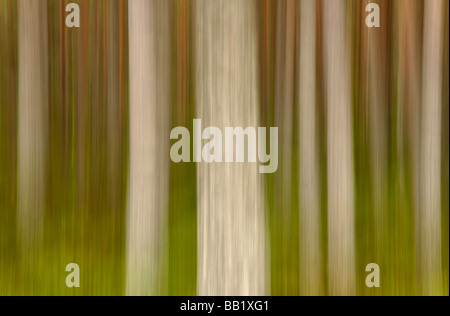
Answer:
17;0;48;256
0;0;18;296
298;0;322;296
367;0;389;285
419;0;445;296
272;0;297;294
127;0;171;295
397;0;424;295
107;0;122;214
195;0;266;295
274;0;295;224
323;0;356;295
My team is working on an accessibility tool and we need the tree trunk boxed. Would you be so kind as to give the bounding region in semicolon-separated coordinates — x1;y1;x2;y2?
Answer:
419;0;445;296
126;0;171;295
298;0;322;296
366;0;390;293
397;0;423;294
272;0;296;294
17;0;48;253
195;0;266;295
322;0;356;296
107;0;122;214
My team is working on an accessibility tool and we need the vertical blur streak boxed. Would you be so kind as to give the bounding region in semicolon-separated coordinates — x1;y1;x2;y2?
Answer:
76;0;88;223
298;0;322;296
168;0;197;295
322;0;356;295
418;0;445;296
17;0;48;291
443;1;450;296
400;3;424;294
367;0;388;292
273;0;296;294
397;0;423;295
74;0;86;212
195;0;266;295
107;0;122;214
127;0;171;295
0;0;17;296
274;0;295;220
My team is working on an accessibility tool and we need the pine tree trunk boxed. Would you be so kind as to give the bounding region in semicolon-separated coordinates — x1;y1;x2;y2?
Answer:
195;0;266;295
298;0;322;296
419;0;445;296
17;0;48;253
323;0;356;296
126;0;171;295
107;0;122;214
397;0;423;294
367;0;389;292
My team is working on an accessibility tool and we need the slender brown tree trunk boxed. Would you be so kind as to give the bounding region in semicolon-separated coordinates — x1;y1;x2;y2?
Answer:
298;0;322;296
397;0;423;294
107;0;122;214
366;0;390;293
272;0;296;295
274;0;295;223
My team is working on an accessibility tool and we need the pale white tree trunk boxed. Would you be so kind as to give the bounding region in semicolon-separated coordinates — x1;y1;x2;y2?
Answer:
17;0;48;251
195;0;266;295
419;0;445;296
298;0;322;296
322;0;356;296
127;0;171;295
